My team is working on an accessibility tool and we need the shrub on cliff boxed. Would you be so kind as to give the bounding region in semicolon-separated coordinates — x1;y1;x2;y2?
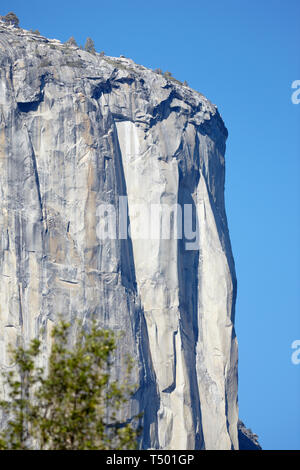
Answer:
1;12;19;27
84;37;96;54
65;36;78;47
0;321;139;450
163;71;173;79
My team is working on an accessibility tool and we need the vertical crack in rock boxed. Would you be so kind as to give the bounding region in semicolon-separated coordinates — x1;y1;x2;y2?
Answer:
111;121;138;291
177;139;203;449
24;124;43;219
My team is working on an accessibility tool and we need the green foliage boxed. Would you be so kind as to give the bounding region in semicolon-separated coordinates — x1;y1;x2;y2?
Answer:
163;71;172;79
154;68;187;87
65;36;78;47
2;12;19;27
84;37;96;54
0;321;139;450
0;339;42;449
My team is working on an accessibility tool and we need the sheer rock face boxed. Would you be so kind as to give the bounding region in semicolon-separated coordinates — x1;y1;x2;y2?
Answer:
238;421;262;450
0;23;238;449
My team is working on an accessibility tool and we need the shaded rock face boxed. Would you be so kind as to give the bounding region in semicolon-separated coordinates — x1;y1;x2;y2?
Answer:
238;421;262;450
0;23;238;449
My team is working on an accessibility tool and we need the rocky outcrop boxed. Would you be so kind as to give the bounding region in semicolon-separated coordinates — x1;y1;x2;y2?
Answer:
238;421;262;450
0;22;239;449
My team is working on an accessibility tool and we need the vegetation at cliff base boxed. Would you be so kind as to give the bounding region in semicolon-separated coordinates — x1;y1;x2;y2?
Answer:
0;321;139;450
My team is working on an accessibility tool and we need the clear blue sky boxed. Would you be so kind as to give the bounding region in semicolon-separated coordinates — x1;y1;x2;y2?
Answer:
3;0;300;450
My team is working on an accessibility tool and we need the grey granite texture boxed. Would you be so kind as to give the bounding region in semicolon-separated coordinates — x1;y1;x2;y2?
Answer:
0;22;241;449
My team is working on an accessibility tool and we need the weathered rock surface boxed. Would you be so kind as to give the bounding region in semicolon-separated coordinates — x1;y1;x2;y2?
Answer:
0;22;239;449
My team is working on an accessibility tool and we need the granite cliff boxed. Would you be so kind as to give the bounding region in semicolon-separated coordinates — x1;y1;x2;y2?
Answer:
0;21;244;449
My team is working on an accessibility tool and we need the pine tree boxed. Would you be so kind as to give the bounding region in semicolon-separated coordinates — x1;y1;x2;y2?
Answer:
84;37;96;54
2;12;19;27
65;36;78;47
0;321;139;450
